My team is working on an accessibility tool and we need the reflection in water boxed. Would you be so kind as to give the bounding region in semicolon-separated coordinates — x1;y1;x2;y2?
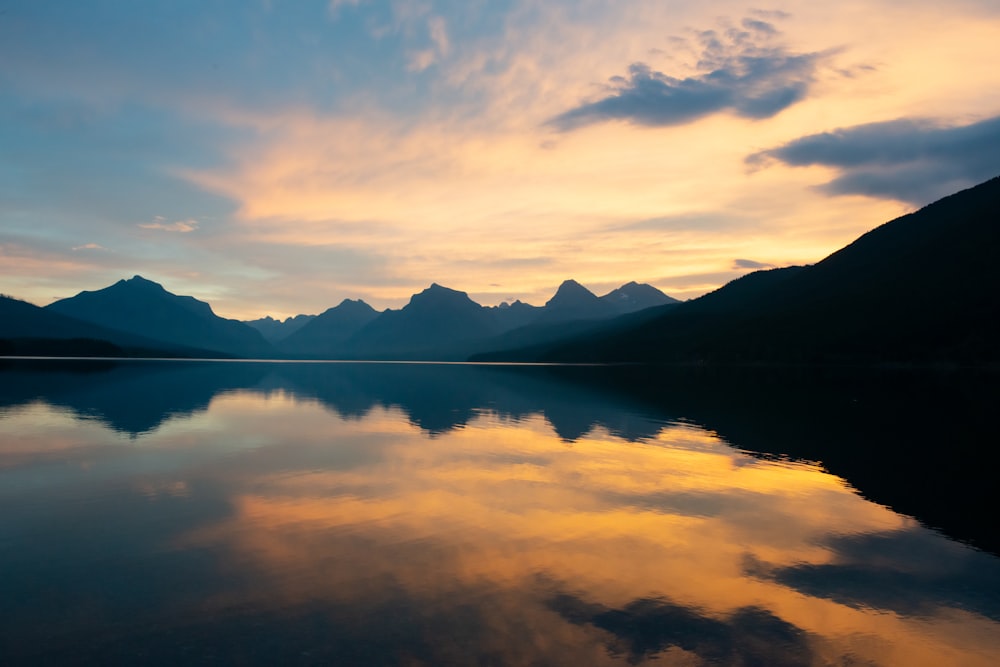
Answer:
0;359;997;666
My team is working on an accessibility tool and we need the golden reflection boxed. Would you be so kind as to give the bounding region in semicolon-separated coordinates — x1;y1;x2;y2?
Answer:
0;402;132;463
168;394;1000;666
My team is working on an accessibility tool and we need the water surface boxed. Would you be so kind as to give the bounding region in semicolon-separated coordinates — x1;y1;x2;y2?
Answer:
1;360;997;666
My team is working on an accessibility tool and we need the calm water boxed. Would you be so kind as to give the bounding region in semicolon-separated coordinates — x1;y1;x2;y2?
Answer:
1;359;998;666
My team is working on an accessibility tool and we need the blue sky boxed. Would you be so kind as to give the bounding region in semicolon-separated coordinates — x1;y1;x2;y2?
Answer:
2;0;999;318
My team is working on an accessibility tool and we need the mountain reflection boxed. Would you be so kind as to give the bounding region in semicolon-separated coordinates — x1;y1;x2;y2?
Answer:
0;359;995;553
0;359;674;441
1;359;998;666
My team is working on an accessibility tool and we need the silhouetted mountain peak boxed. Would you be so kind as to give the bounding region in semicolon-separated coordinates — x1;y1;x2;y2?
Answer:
498;299;531;310
423;282;458;295
46;276;273;357
254;314;320;325
125;274;159;285
67;275;215;318
489;299;541;333
600;281;678;313
308;299;378;323
545;279;600;309
332;298;377;314
244;312;319;343
109;275;168;294
409;284;481;312
277;298;379;355
339;283;500;358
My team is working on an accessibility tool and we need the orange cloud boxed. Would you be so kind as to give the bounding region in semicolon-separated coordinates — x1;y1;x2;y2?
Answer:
167;2;1000;311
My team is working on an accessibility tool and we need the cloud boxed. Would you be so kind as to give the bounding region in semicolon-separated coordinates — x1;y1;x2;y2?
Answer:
406;49;437;72
548;18;825;131
733;258;773;269
451;256;554;270
548;592;813;665
138;216;200;233
745;529;1000;622
747;115;1000;204
614;212;750;233
428;16;450;56
748;9;792;21
406;15;450;72
72;243;105;251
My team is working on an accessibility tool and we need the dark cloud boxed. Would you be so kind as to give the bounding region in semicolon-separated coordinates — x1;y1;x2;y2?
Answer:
549;19;824;131
548;592;814;665
740;18;779;36
747;115;1000;204
733;258;774;269
749;9;792;20
744;528;1000;621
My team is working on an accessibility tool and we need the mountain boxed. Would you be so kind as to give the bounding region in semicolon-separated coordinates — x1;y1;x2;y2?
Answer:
464;281;679;360
347;284;502;360
6;276;678;361
2;294;119;342
0;294;222;357
278;280;678;360
486;280;672;333
535;279;618;323
477;176;1000;365
600;281;679;314
278;299;379;357
45;276;275;358
245;314;316;343
489;300;541;332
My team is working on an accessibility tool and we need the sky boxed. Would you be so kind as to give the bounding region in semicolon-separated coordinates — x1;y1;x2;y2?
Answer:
1;0;999;320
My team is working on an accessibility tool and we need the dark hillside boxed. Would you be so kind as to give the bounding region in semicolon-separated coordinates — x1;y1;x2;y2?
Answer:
498;176;1000;364
46;276;274;358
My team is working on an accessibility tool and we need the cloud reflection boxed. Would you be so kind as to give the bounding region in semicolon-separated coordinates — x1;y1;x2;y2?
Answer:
2;362;1000;664
168;396;988;665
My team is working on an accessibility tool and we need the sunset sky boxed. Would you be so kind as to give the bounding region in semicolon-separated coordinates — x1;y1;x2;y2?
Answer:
2;1;999;319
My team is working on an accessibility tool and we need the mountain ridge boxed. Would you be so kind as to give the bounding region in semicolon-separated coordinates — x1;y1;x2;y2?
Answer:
245;314;317;343
22;167;1000;370
2;277;676;360
474;175;1000;365
0;293;228;358
45;276;275;358
271;280;675;360
279;299;380;357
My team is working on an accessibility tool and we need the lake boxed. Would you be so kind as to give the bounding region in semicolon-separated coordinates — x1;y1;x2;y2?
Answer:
1;359;998;666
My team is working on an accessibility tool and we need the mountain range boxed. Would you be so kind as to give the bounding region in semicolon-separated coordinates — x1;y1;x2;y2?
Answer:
274;279;678;360
2;175;996;364
0;275;676;361
245;314;317;342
